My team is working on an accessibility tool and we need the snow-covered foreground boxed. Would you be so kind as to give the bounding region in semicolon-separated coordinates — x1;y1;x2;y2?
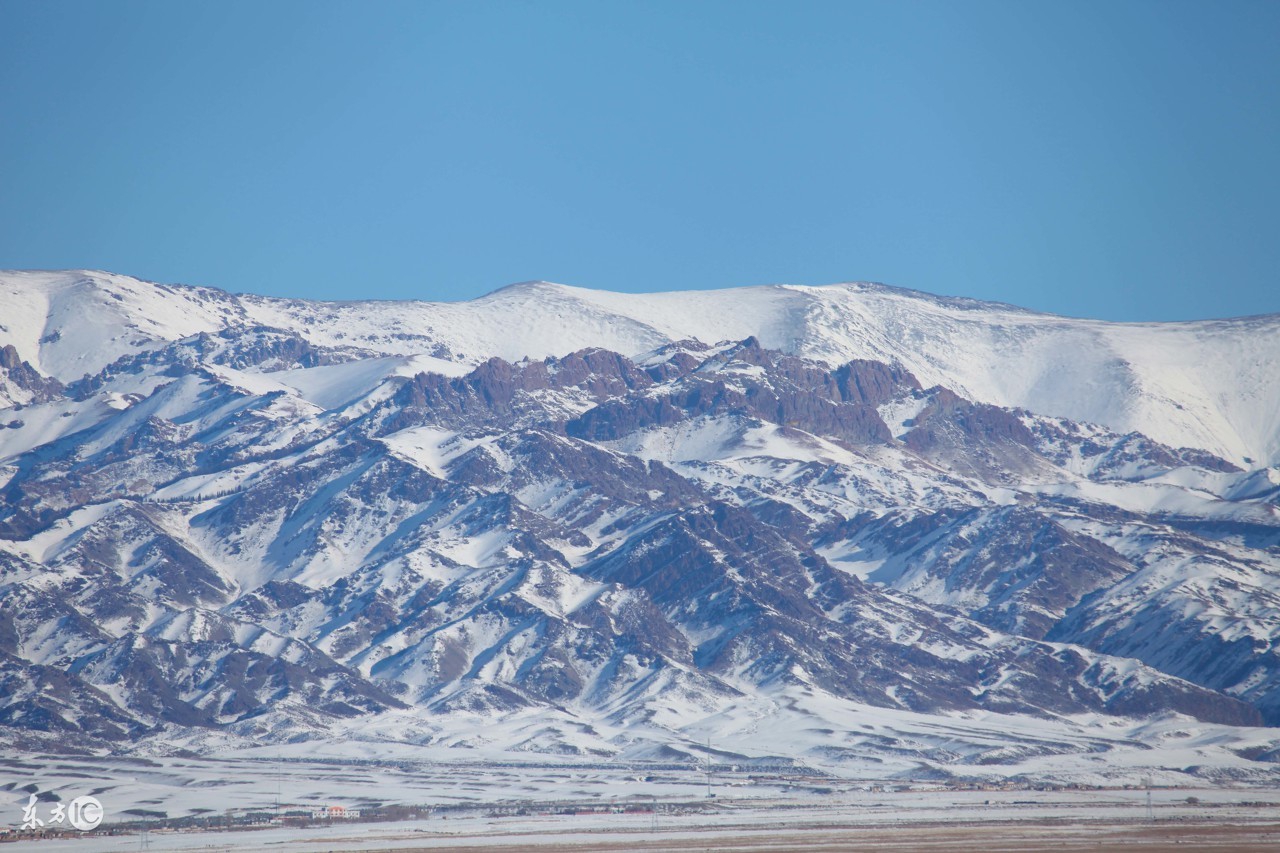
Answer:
6;699;1280;826
5;786;1280;852
5;727;1280;827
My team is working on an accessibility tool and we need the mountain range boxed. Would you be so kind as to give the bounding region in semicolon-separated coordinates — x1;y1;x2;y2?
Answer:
1;269;1278;786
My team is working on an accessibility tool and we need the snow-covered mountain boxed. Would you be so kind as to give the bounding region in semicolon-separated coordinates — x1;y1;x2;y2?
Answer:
3;270;1278;466
1;269;1279;786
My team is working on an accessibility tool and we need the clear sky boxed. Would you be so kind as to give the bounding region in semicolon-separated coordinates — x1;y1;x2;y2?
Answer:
2;1;1277;321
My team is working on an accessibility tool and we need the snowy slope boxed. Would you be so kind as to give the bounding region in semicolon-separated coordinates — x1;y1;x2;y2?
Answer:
0;270;1276;465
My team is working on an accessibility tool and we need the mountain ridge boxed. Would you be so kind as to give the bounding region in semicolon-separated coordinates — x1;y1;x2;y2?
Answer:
2;270;1278;467
7;267;1279;321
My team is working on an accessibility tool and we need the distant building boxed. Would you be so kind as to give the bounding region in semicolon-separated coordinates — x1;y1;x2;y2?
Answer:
310;806;361;820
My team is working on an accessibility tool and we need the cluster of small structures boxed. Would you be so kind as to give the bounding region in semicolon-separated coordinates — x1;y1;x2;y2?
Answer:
1;795;749;842
1;802;386;842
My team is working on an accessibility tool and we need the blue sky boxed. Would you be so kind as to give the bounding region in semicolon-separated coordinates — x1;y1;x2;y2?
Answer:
2;1;1277;320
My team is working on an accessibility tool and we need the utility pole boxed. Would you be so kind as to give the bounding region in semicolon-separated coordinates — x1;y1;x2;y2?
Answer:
705;736;713;798
275;752;282;824
1144;776;1153;822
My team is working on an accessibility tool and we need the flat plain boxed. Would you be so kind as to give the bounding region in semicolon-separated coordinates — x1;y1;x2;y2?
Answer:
6;785;1280;852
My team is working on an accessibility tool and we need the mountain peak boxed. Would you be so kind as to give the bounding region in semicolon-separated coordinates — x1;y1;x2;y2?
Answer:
476;279;572;298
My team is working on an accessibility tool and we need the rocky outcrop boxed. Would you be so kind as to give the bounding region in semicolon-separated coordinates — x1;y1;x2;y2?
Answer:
0;344;64;405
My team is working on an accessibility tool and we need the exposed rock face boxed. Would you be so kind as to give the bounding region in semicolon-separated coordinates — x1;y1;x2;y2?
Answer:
565;343;906;447
822;505;1136;639
0;344;64;406
1;278;1278;770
